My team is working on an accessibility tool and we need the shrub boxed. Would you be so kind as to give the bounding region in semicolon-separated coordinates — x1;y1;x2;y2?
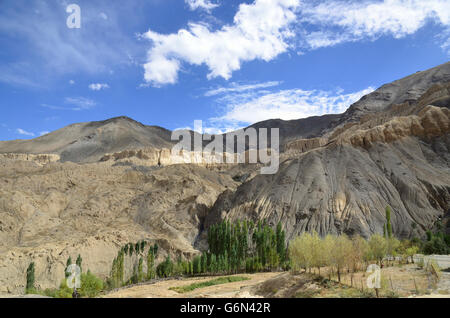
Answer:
79;271;104;298
423;235;449;255
57;279;74;298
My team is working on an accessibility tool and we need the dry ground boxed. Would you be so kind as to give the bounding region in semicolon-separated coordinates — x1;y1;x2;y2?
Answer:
102;264;450;298
103;272;279;298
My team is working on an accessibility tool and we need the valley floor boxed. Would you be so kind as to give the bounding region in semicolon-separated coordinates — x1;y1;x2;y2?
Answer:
102;272;278;298
102;264;450;298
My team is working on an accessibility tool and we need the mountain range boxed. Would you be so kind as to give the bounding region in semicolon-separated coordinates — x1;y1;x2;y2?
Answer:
0;62;449;294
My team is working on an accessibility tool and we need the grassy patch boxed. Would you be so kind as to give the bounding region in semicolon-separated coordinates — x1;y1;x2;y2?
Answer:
169;276;249;293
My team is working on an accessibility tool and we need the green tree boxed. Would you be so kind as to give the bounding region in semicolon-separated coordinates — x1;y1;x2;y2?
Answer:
385;206;393;239
65;256;72;278
289;232;313;273
138;257;144;282
26;262;35;293
330;235;352;282
350;235;369;272
129;243;134;256
135;242;140;254
369;234;388;266
423;234;450;255
310;231;324;275
76;254;83;273
147;247;155;280
156;255;174;278
201;253;207;274
276;222;286;266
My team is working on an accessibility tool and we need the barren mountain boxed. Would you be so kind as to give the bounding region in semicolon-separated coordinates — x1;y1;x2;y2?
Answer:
0;62;449;294
0;117;173;163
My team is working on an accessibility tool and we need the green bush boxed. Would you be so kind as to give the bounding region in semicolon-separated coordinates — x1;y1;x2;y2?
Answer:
79;271;104;298
423;235;450;255
57;279;74;298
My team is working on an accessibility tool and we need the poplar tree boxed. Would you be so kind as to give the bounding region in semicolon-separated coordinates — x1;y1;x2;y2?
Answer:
76;254;83;273
129;243;134;256
386;206;393;239
135;242;140;254
276;222;286;265
147;247;155;280
201;253;207;274
26;262;35;292
138;257;144;282
65;256;72;278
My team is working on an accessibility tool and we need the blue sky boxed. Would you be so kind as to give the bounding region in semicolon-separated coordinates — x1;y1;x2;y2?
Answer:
0;0;449;140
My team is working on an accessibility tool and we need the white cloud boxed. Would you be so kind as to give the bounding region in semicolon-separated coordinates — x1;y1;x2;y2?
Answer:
40;131;50;136
99;12;108;20
185;0;219;12
64;97;97;110
142;0;450;86
142;0;300;86
439;29;450;54
205;81;282;96
211;86;375;126
0;2;146;87
69;80;75;85
89;83;110;91
298;0;450;50
16;128;35;137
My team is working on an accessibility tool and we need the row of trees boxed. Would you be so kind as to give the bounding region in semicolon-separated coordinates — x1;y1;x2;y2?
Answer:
147;219;288;278
289;232;420;282
107;241;159;289
422;230;450;255
205;219;287;274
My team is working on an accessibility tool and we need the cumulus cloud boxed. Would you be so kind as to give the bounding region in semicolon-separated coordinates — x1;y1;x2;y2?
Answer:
40;131;50;136
298;0;450;49
211;86;375;125
142;0;300;86
185;0;219;12
89;83;110;91
16;128;35;137
142;0;450;86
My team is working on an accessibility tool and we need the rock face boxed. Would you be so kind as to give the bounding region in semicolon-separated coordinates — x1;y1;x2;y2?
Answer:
0;153;60;166
204;80;450;241
0;62;449;295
